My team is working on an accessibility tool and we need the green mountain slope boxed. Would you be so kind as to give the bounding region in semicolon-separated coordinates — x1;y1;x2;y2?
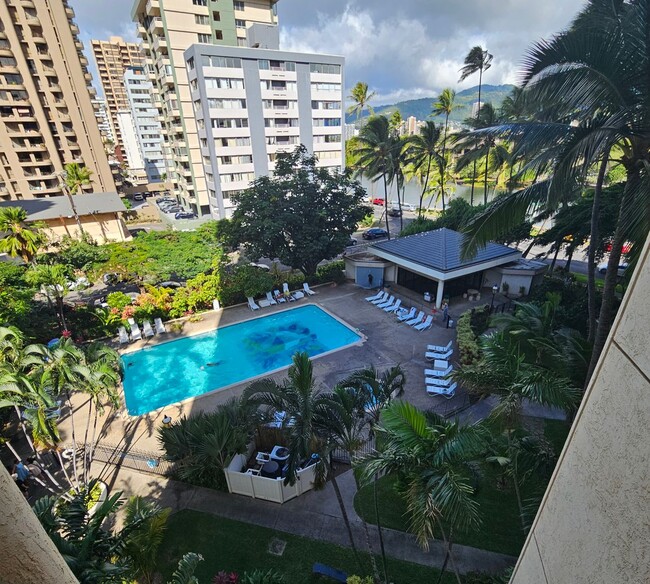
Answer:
345;84;515;125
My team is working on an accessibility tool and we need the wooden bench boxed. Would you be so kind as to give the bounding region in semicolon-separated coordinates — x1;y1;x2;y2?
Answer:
312;563;348;582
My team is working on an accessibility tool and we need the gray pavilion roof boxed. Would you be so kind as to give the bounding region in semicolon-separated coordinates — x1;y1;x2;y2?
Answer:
0;192;126;221
371;228;520;274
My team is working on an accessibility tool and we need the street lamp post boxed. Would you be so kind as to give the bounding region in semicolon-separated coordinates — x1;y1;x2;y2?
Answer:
491;284;499;311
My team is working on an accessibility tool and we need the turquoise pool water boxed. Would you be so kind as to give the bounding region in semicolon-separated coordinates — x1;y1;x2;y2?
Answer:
122;305;361;415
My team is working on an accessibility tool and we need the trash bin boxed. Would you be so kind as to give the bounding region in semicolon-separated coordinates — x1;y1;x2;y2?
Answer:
423;292;432;303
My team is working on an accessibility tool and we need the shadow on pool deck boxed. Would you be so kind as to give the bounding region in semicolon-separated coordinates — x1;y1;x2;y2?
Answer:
58;282;465;455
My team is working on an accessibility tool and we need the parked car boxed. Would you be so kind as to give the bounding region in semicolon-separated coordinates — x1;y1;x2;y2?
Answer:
597;261;628;276
102;272;119;285
250;262;271;271
372;198;385;206
346;237;358;247
388;207;402;217
175;211;197;220
156;197;175;204
133;193;144;201
389;201;416;212
362;228;389;240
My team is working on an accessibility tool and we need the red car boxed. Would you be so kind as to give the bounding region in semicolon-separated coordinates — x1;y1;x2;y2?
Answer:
372;198;385;206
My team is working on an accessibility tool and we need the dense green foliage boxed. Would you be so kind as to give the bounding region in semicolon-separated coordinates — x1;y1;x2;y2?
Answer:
456;306;491;366
230;146;368;276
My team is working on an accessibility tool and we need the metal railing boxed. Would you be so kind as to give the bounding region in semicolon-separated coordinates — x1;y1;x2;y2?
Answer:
91;442;176;477
332;437;376;464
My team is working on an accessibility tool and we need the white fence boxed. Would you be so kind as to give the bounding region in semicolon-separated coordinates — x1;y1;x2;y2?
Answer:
224;452;318;504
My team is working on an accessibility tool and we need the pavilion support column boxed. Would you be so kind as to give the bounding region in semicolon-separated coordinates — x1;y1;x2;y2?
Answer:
0;464;78;584
435;280;445;308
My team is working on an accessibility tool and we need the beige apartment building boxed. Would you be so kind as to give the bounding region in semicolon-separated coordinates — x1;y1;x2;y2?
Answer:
132;0;278;217
90;36;144;160
0;0;115;202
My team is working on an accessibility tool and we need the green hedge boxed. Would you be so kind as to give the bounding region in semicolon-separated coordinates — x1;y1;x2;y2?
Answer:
457;306;490;366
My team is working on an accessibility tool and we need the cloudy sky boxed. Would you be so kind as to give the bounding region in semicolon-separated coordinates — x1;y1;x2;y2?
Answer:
72;0;587;105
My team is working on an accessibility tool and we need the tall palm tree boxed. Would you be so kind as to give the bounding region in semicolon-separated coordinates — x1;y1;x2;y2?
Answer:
357;401;485;584
0;207;45;264
61;162;93;235
354;115;398;239
407;122;444;217
347;81;375;121
390;134;410;231
459;46;493;205
432;88;459;210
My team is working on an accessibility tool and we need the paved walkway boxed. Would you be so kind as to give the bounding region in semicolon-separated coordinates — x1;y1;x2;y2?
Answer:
97;462;516;576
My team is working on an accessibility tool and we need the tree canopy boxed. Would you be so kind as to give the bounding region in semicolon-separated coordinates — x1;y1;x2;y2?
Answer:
230;146;369;276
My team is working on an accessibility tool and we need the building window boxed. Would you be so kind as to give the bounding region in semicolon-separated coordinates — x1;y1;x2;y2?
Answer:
205;56;242;69
207;98;246;109
234;1;244;10
187;57;195;70
258;60;270;70
237;38;247;47
197;33;211;43
235;19;246;29
195;14;210;25
205;77;245;89
192;0;207;5
212;118;249;129
310;63;341;75
215;30;223;40
212;11;220;21
219;136;251;147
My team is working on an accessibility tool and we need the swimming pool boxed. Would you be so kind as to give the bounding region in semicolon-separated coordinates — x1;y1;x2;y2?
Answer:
122;305;362;415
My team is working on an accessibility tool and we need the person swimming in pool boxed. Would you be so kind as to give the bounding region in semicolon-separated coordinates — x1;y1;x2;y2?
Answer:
206;361;222;367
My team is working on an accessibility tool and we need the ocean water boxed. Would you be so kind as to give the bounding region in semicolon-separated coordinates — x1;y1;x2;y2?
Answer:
122;305;361;415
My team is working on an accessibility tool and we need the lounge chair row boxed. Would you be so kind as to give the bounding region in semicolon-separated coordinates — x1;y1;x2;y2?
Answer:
424;341;456;398
365;290;433;331
118;317;166;344
248;282;316;311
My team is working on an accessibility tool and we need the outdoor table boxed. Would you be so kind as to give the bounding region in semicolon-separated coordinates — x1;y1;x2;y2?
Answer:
261;460;279;477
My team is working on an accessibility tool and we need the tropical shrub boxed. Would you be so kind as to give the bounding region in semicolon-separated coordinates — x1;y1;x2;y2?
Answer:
106;291;133;312
169;272;222;317
50;235;108;272
456;307;490;366
347;577;374;584
315;260;346;284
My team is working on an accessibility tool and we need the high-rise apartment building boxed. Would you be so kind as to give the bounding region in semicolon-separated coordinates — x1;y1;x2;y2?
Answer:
90;36;144;160
132;0;279;217
123;66;167;182
0;0;116;201
185;45;344;218
92;98;114;145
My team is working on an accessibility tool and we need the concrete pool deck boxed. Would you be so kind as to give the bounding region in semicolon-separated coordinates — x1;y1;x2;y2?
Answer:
58;282;462;454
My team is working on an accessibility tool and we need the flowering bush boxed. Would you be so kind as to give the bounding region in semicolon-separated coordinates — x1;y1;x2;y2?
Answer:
106;291;132;312
213;572;239;584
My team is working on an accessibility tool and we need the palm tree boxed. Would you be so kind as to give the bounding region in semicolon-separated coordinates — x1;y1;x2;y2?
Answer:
459;46;493;205
25;264;70;331
357;401;485;584
354;115;398;239
407;121;444;217
0;207;45;264
432;88;459;209
61;162;93;235
347;81;376;121
389;134;410;231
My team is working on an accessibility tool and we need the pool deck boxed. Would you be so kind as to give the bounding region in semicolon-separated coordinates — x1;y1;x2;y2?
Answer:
58;282;462;454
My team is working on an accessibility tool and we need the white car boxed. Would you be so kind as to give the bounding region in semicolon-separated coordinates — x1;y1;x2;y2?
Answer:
389;201;416;212
597;261;628;276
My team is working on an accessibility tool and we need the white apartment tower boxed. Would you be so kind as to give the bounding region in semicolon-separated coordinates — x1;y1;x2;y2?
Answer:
132;0;279;217
185;44;344;218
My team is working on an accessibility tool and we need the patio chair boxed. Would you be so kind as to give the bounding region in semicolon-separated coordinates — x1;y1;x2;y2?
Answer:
415;315;433;331
425;348;454;361
127;318;142;341
425;376;453;387
424;365;453;378
365;290;383;302
377;295;395;309
293;290;305;300
384;298;401;313
142;320;155;338
245;468;261;476
265;291;277;305
397;307;416;322
427;340;453;353
370;291;389;305
426;383;457;398
154;317;166;334
256;452;271;464
247;297;260;311
118;326;130;345
273;290;286;303
405;310;424;326
303;282;316;296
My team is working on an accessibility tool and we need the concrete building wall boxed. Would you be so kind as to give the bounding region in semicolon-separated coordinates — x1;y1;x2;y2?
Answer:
0;0;116;201
117;110;144;172
44;212;131;243
509;236;650;584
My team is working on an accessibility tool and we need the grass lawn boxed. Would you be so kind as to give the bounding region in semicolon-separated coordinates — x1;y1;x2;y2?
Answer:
156;509;456;584
354;418;571;558
572;272;626;294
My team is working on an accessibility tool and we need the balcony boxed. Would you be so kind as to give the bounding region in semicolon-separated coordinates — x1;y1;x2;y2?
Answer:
0;48;12;58
70;23;80;35
13;142;47;152
25;15;41;27
20;0;36;7
148;17;163;34
65;4;74;18
152;35;167;53
145;0;160;16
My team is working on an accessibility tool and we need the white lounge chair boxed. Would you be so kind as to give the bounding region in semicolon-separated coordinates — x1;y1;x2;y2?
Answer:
118;326;130;345
426;383;457;398
303;282;316;296
248;297;260;311
397;307;416;322
377;295;395;309
425;365;454;378
282;283;296;302
293;290;305;299
427;340;453;353
154;317;166;334
127;318;142;341
370;292;389;305
426;349;454;361
365;290;383;302
415;315;433;331
406;311;424;326
426;376;453;387
266;291;277;305
384;298;401;313
273;290;286;303
142;320;155;338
